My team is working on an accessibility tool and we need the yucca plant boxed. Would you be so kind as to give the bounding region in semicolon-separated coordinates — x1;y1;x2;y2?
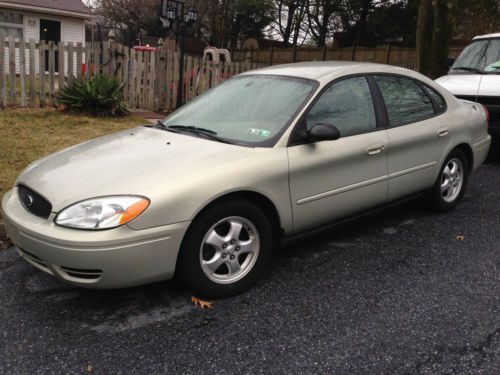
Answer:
56;74;128;117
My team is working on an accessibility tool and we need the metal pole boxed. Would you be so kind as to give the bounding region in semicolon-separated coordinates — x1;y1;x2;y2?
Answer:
176;24;185;109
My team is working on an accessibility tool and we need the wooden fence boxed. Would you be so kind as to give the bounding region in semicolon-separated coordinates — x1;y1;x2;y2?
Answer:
0;37;260;111
232;45;465;67
1;37;439;112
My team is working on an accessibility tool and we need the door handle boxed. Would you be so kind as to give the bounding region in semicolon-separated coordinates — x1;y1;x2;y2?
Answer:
366;143;385;156
438;128;449;137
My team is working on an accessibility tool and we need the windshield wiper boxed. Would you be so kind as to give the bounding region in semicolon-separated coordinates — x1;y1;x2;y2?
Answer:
167;125;217;134
166;125;233;144
153;120;182;134
452;66;482;73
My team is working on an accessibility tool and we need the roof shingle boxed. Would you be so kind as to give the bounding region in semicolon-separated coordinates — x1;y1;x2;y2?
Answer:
1;0;91;15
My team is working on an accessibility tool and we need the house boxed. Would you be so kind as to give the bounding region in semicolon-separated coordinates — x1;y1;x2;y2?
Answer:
0;0;92;44
0;0;92;74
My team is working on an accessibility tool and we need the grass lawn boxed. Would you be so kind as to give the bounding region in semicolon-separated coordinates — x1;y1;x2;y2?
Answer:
0;108;143;218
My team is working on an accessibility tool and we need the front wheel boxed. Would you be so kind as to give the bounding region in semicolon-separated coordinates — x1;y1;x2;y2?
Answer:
429;150;469;212
177;198;273;298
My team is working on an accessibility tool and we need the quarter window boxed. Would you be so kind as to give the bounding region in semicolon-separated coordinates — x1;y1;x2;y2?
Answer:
423;84;446;113
374;75;435;126
306;76;377;137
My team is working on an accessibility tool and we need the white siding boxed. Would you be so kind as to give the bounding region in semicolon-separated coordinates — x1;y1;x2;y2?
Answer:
3;9;86;75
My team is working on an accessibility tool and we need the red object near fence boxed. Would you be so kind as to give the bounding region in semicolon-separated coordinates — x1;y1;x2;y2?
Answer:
133;46;158;52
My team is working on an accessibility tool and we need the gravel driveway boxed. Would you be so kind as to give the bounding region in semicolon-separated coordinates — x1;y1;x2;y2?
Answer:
1;163;499;374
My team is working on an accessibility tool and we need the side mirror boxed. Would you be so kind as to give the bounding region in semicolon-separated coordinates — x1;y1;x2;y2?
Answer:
307;123;340;142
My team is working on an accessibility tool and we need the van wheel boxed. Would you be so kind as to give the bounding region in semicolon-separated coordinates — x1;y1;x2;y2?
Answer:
430;150;469;212
177;198;273;298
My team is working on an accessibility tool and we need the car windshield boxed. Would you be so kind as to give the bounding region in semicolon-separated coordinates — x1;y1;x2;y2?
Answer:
451;38;500;74
161;75;316;146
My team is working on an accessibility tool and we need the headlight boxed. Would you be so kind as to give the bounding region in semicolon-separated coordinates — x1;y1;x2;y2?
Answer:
55;196;150;230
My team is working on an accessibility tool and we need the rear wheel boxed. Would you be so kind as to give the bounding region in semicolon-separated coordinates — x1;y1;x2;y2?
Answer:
177;198;273;298
430;150;469;212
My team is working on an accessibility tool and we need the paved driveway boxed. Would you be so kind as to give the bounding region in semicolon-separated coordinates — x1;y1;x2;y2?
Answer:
1;163;499;374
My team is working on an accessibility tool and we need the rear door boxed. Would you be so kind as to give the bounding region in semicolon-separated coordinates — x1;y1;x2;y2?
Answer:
373;75;451;201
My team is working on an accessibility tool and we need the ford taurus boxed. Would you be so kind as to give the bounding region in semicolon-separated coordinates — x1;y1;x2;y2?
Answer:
1;62;491;298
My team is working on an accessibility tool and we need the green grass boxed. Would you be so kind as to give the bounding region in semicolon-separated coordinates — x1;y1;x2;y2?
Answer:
0;108;143;218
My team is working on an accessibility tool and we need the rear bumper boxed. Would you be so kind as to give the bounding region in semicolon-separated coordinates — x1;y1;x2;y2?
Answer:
2;188;190;289
489;125;500;152
471;135;491;171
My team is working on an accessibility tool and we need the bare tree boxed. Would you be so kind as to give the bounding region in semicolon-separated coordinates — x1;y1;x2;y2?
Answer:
94;0;162;44
416;0;459;78
307;0;343;47
268;0;309;47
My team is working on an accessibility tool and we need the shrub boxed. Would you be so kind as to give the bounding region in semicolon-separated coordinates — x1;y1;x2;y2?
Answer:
56;74;128;117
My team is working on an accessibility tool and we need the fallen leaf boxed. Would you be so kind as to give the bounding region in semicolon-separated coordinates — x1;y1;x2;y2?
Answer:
456;235;465;241
191;296;214;310
85;364;93;373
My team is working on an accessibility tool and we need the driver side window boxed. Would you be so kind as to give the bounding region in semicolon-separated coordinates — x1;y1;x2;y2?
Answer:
306;76;377;137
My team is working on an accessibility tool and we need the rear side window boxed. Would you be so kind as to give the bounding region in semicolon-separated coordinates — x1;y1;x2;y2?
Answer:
423;84;446;113
306;76;376;137
374;75;435;126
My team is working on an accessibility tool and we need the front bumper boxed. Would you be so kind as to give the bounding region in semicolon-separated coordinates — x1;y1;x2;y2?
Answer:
2;188;190;289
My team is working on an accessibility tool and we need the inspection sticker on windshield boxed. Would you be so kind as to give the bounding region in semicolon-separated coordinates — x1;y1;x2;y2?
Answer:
247;128;271;138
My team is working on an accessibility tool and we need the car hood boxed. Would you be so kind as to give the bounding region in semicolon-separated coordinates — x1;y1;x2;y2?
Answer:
435;74;481;96
17;126;256;212
436;74;500;97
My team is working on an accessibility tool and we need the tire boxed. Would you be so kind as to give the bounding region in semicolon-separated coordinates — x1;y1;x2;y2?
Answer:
177;198;273;298
430;149;469;212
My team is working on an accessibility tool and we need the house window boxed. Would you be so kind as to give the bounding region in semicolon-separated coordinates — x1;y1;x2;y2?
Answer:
0;8;24;39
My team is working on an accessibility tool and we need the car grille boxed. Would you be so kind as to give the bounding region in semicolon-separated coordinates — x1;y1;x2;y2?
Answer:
456;95;500;128
17;184;52;219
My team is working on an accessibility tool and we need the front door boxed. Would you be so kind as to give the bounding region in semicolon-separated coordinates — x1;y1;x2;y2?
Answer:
40;19;61;72
288;76;389;232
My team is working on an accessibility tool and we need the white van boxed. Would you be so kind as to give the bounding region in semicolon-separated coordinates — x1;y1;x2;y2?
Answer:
436;33;500;153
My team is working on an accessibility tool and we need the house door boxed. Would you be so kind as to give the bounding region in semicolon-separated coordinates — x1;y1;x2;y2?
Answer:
40;19;61;72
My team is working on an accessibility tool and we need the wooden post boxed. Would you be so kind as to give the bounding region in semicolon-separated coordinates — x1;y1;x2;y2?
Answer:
185;55;192;103
191;56;199;100
122;45;130;104
110;41;116;77
351;37;358;61
322;45;327;61
293;44;298;62
68;42;74;82
270;45;274;66
172;50;179;109
8;36;16;106
136;50;144;109
129;48;136;108
48;41;55;105
385;41;392;65
29;39;36;106
39;40;46;106
94;42;100;75
85;42;91;78
0;33;5;108
76;42;83;80
148;51;155;110
165;49;172;110
19;39;27;107
58;41;64;91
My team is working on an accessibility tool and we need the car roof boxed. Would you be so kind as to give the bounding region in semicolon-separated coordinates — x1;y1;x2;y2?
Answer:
473;32;500;40
240;61;406;80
